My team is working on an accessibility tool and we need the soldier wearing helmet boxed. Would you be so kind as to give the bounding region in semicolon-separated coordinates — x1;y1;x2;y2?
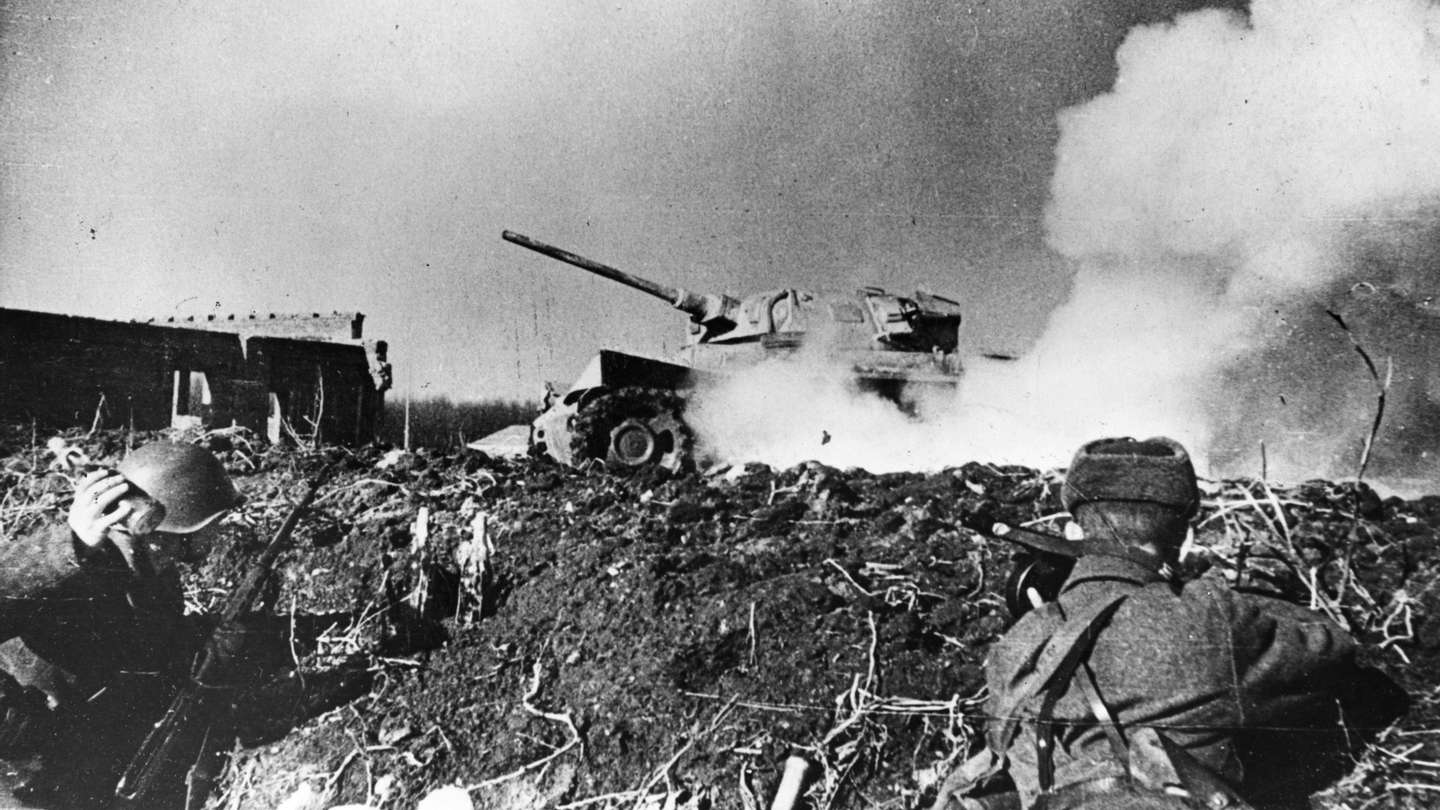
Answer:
0;441;240;806
70;440;239;557
935;437;1406;810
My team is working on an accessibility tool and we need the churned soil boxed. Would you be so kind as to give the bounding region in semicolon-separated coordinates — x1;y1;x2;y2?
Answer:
2;426;1438;810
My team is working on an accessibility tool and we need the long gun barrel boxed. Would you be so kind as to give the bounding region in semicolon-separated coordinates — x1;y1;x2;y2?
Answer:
502;230;732;324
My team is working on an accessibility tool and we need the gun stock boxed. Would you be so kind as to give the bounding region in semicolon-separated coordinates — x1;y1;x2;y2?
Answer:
112;462;335;810
955;514;1081;618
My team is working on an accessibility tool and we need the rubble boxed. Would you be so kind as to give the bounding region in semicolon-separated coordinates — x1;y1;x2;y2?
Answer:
0;424;1435;809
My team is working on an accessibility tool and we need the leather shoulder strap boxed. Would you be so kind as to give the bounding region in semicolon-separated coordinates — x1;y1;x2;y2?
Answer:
991;593;1130;759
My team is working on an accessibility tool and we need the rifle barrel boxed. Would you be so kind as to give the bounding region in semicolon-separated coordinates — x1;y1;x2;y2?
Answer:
216;465;333;625
114;462;335;808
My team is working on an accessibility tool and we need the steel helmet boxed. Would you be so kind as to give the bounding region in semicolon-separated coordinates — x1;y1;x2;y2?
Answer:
116;442;239;533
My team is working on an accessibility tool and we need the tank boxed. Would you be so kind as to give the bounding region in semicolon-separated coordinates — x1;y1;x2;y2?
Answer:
502;230;967;471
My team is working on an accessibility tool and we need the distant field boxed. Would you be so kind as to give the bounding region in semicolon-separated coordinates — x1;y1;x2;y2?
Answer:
378;396;538;449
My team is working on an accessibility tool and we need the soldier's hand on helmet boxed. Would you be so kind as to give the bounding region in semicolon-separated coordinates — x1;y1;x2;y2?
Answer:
67;469;136;548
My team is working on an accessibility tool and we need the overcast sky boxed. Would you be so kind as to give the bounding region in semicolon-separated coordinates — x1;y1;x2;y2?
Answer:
0;0;1246;402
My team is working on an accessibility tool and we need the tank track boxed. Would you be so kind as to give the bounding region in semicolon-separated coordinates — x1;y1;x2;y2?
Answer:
569;387;692;472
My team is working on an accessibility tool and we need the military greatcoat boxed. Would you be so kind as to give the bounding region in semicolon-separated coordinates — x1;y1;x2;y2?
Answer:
0;522;189;696
985;553;1406;810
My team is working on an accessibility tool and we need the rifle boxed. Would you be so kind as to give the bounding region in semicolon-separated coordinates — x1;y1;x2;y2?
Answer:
960;513;1203;617
957;513;1081;617
112;462;335;810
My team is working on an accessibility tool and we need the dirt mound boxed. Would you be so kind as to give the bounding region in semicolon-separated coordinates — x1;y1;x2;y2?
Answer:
1;426;1437;810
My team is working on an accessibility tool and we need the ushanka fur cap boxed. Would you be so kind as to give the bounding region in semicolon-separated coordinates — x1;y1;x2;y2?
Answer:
1062;436;1199;517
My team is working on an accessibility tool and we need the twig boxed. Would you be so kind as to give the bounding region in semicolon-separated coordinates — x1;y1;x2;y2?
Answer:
626;697;738;810
1326;309;1391;485
748;601;758;668
864;612;877;693
824;559;873;597
88;392;107;436
557;790;645;809
323;748;360;796
768;481;800;505
222;758;255;810
1324;307;1390;609
627;738;698;810
681;692;820;715
316;478;410;504
469;661;581;790
1394;783;1440;793
288;593;303;674
1233;483;1290;549
1195;496;1311;530
1255;480;1294;549
807;612;887;810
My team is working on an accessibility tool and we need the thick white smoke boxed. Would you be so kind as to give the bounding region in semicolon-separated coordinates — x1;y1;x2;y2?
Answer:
1040;0;1440;483
685;315;964;472
692;0;1440;482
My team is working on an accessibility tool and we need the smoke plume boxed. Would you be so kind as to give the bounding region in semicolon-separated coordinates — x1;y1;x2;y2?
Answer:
1040;0;1440;484
693;0;1440;486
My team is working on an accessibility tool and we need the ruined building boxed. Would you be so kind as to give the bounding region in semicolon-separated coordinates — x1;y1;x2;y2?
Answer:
0;309;389;445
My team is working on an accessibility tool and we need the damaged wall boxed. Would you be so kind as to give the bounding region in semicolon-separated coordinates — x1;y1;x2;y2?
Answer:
0;308;384;445
140;311;365;342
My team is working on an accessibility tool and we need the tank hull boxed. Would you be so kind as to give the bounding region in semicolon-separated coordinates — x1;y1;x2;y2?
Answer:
526;346;961;470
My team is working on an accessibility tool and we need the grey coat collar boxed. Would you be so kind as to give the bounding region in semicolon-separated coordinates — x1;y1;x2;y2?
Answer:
1062;552;1170;592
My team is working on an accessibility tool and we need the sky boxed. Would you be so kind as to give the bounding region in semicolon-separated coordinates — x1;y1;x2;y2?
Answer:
0;0;1238;397
6;0;1440;485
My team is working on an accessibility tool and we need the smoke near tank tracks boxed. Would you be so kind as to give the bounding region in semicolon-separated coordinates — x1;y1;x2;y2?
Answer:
694;0;1440;489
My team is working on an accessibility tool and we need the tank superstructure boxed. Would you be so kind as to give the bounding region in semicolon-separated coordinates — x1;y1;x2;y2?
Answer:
501;230;966;471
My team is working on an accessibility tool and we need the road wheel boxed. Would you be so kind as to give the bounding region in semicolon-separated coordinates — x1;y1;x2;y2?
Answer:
571;388;691;472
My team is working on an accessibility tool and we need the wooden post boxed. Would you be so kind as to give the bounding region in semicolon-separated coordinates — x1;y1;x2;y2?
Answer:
404;391;412;452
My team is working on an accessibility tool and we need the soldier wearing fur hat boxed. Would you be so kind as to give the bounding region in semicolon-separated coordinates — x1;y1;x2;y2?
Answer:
934;437;1406;810
0;441;240;807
